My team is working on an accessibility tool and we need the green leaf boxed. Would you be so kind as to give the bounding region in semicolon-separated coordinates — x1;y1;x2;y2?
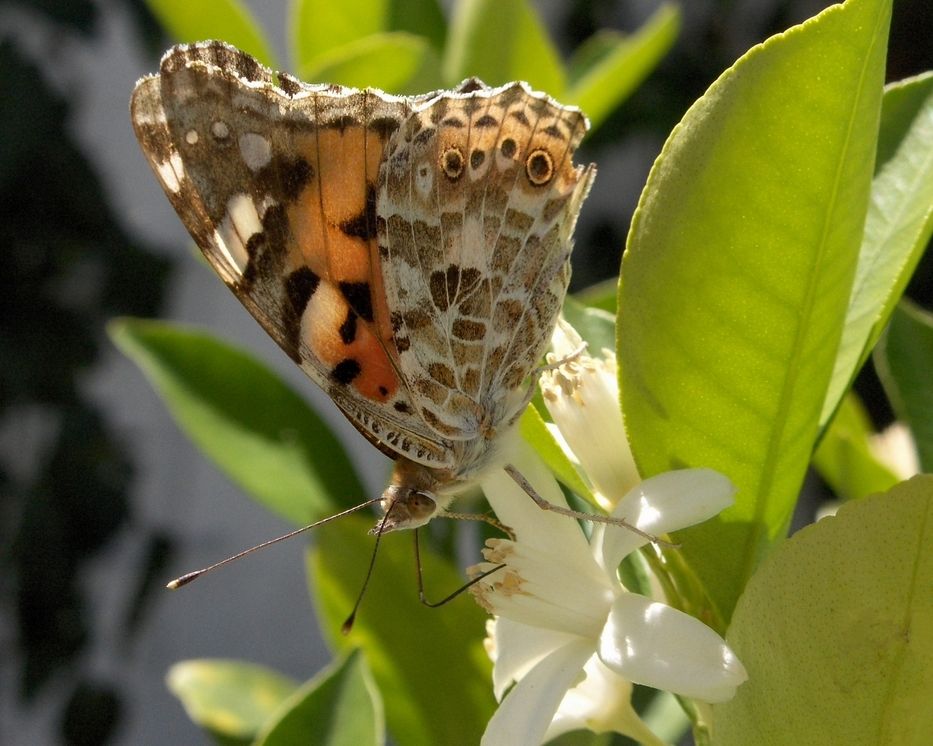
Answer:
308;516;494;746
166;659;298;742
819;71;933;426
573;278;618;314
876;301;933;472
145;0;276;68
811;393;899;501
715;476;933;746
618;0;892;621
301;33;442;94
561;295;616;355
520;405;597;508
109;318;363;525
443;0;564;92
291;0;445;74
257;651;383;746
566;4;680;130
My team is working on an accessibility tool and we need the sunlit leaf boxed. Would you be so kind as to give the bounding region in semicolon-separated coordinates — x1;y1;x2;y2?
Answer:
291;0;445;73
301;32;442;94
257;651;383;746
820;72;933;426
109;319;363;525
166;659;298;742
443;0;564;92
619;0;891;621
566;4;679;130
717;476;933;745
308;516;494;746
812;393;899;501
146;0;275;67
876;301;933;472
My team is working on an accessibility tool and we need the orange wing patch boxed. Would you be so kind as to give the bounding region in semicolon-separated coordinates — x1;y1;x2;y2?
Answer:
283;125;402;405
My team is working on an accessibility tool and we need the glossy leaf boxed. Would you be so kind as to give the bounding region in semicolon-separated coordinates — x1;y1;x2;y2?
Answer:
573;278;618;314
716;476;933;745
257;651;383;746
109;318;363;525
166;659;298;742
443;0;564;92
820;72;933;425
145;0;275;67
308;516;494;746
291;0;445;73
300;33;442;94
811;393;899;501
618;0;891;620
561;295;616;355
566;4;680;130
876;301;933;472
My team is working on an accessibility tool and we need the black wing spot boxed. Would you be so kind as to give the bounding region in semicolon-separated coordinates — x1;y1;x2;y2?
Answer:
339;309;358;345
331;358;362;385
339;183;378;240
278;157;314;201
285;266;320;315
500;138;517;159
339;281;374;322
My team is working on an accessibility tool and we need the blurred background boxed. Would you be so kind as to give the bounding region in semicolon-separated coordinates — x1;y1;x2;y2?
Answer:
1;0;930;743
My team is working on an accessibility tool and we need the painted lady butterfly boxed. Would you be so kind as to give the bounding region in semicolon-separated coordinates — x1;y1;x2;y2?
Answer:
131;41;595;535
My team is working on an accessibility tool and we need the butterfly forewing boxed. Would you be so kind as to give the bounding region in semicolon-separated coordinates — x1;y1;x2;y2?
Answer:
131;41;454;468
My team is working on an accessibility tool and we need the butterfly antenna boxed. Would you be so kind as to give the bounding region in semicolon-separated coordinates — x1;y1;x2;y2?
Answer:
413;528;505;608
341;508;393;635
166;499;383;590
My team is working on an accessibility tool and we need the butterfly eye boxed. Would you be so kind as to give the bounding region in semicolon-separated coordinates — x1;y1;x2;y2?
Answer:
440;147;465;180
525;148;554;186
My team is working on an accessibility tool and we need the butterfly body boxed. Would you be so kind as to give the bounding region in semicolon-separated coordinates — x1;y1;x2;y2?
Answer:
131;41;594;531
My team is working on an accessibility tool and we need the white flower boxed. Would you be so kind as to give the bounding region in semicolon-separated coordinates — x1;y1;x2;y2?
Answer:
474;449;746;746
540;319;639;509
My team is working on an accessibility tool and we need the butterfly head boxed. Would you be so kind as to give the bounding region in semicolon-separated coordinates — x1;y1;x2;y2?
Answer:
370;459;454;533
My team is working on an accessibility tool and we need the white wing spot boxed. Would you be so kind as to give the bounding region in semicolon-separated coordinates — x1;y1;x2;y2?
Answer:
239;132;272;171
211;121;230;140
213;193;262;276
415;163;433;198
185;129;199;145
155;150;184;193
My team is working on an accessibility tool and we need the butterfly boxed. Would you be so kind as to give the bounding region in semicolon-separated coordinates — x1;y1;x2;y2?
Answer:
131;41;595;536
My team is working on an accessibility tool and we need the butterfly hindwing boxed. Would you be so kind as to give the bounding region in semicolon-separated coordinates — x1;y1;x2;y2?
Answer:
131;41;453;467
377;83;596;442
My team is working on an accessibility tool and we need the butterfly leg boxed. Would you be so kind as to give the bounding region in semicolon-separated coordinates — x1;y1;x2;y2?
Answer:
439;510;515;540
503;463;676;547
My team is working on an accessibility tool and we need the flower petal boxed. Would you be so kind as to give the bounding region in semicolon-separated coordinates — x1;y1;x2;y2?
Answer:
488;617;582;700
481;638;593;746
480;438;590;558
598;592;747;702
595;468;736;572
546;654;647;742
541;327;639;507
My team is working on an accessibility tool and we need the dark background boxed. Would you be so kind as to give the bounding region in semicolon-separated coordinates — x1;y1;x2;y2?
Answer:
1;1;929;744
